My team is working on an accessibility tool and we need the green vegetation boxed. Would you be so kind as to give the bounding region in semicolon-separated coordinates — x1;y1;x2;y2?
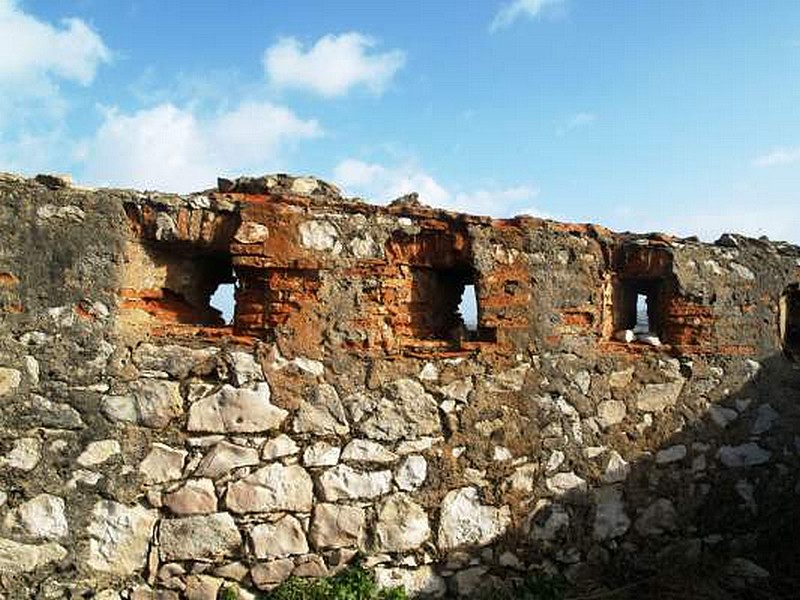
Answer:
219;566;567;600
218;565;407;600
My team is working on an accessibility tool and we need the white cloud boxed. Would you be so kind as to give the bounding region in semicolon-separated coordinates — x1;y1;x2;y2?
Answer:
334;159;450;205
557;112;596;135
490;0;566;32
332;158;541;217
264;33;405;97
752;146;800;167
0;0;109;91
82;102;321;192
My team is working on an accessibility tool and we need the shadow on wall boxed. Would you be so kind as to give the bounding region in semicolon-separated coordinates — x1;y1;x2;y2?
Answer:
449;351;800;600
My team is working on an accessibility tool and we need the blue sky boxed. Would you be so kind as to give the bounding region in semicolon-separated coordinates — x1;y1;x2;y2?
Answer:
2;0;800;242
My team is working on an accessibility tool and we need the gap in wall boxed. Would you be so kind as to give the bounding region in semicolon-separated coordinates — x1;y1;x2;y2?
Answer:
459;284;478;332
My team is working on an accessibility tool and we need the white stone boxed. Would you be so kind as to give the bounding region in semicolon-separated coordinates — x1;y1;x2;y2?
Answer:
341;439;398;464
636;380;685;412
717;443;771;467
309;503;365;549
437;487;510;550
602;451;630;483
234;222;270;244
597;400;626;427
251;515;308;559
0;367;21;397
419;363;439;381
375;493;431;552
299;220;339;252
656;445;687;464
395;455;427;491
188;383;287;433
87;501;158;575
319;464;392;501
194;441;260;479
226;463;313;513
77;439;121;467
163;478;218;515
506;463;538;493
2;437;41;471
303;441;341;467
349;379;441;442
262;434;300;460
574;370;591;394
546;471;587;495
101;380;183;428
290;357;325;377
614;329;635;343
67;469;103;488
293;383;350;436
396;437;440;454
159;513;242;561
228;351;264;386
139;443;187;484
374;566;446;598
0;538;67;574
24;356;39;386
593;486;630;540
546;450;565;472
4;493;68;539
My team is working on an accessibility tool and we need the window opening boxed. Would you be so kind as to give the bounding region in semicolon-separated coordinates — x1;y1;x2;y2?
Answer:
459;284;479;332
210;280;236;325
633;293;650;334
780;284;800;362
613;278;663;345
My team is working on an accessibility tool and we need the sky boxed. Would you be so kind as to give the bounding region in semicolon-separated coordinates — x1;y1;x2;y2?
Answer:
2;0;800;242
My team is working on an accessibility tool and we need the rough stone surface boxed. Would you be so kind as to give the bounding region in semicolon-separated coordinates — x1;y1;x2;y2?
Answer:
395;455;427;491
226;464;313;513
77;439;121;467
163;478;218;515
375;493;430;552
293;384;350;436
188;383;287;433
251;515;309;559
319;464;392;501
309;503;365;549
87;501;158;575
438;487;510;550
374;566;447;598
349;379;441;442
159;513;242;561
139;443;188;484
0;538;67;574
4;493;68;540
194;441;260;478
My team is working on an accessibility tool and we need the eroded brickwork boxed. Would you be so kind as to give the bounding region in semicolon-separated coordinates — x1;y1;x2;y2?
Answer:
1;171;799;598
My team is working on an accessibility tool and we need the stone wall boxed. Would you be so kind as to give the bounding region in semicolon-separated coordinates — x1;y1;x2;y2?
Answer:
1;172;799;598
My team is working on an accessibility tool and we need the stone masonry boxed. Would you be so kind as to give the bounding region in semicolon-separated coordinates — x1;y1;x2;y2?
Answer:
0;171;799;598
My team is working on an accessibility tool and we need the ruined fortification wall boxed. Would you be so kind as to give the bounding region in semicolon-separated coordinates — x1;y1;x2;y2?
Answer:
1;172;799;598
